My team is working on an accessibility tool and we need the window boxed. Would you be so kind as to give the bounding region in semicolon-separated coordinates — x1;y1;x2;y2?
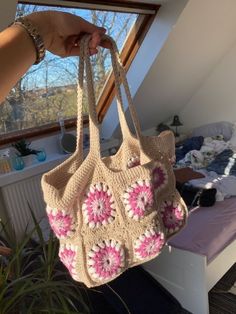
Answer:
0;1;159;144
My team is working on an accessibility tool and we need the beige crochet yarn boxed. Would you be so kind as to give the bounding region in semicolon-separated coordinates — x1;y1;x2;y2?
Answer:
41;35;187;288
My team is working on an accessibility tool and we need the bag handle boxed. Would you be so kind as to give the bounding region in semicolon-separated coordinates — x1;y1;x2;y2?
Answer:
82;35;102;156
75;35;86;158
108;36;175;160
75;34;142;158
108;36;143;139
75;35;105;157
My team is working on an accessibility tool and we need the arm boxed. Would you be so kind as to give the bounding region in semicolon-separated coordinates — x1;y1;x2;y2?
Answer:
0;24;36;103
0;11;110;104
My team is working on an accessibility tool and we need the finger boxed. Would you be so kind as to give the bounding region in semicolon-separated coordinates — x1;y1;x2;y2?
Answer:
65;32;112;57
89;32;112;51
89;32;101;50
100;38;112;49
89;48;98;56
66;45;98;57
67;46;99;57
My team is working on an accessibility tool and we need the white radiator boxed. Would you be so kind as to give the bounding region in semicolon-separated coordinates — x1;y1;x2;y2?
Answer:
1;174;47;237
0;139;120;238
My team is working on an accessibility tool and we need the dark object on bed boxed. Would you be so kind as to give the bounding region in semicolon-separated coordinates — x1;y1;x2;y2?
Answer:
198;188;217;207
207;149;236;176
156;122;171;133
176;136;204;161
177;183;217;208
95;266;189;314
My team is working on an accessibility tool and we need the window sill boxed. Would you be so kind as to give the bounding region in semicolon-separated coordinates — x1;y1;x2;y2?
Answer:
0;138;120;187
0;153;68;187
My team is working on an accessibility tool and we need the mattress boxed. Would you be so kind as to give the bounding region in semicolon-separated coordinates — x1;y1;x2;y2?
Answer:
168;197;236;263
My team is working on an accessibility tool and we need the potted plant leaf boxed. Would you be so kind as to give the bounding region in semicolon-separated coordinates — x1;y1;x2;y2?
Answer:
0;211;92;313
12;139;39;167
0;207;130;313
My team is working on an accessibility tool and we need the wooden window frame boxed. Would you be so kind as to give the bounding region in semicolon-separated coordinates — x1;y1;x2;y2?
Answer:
0;2;160;146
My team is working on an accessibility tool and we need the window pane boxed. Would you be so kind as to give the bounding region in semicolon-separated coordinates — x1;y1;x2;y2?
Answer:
0;3;139;135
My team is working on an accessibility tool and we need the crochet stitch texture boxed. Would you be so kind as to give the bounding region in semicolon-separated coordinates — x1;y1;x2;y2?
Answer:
41;35;187;287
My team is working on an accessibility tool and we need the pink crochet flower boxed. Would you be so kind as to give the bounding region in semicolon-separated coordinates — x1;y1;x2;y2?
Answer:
123;179;154;220
127;155;140;169
82;183;116;228
59;244;78;280
134;228;165;260
152;163;168;192
87;240;124;281
47;206;75;239
160;200;185;235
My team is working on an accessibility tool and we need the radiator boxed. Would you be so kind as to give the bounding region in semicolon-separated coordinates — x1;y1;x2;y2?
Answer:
0;139;120;238
1;174;47;238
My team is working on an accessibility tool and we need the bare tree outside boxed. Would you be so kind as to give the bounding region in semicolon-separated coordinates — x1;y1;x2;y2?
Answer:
0;4;138;135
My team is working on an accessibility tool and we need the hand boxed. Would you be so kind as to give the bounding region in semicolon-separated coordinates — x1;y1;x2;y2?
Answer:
27;11;111;58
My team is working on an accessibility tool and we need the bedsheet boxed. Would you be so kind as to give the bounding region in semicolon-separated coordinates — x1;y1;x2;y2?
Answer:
189;169;236;201
168;197;236;263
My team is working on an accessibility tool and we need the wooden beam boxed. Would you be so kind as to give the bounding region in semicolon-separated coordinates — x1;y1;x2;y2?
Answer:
97;12;156;122
21;0;160;14
62;0;160;11
0;117;89;146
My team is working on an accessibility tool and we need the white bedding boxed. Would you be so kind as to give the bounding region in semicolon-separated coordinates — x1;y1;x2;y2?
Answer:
189;169;236;201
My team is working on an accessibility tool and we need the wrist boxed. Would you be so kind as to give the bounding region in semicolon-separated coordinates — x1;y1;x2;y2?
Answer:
12;15;47;64
26;11;53;51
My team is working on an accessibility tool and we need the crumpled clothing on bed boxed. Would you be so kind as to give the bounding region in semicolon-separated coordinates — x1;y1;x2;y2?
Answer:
175;136;204;162
176;136;229;169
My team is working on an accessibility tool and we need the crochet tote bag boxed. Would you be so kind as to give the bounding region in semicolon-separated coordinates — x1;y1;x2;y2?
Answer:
41;35;187;288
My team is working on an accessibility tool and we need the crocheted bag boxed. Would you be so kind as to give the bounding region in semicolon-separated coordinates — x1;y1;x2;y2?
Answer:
41;35;187;288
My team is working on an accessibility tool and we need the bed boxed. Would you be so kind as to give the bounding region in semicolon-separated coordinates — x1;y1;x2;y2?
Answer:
143;121;236;314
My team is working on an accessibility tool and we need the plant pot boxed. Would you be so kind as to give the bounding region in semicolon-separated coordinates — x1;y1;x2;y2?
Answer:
22;154;35;167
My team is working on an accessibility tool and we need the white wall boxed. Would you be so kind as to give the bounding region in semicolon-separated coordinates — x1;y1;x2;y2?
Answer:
0;1;17;30
101;0;189;138
181;38;236;131
107;0;236;137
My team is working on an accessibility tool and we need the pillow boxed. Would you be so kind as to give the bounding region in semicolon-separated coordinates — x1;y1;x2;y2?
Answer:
192;121;233;141
206;149;236;176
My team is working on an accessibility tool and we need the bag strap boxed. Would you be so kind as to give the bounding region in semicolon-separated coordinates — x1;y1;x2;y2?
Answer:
75;35;86;159
108;36;142;140
82;35;101;156
75;35;106;158
108;36;175;160
76;35;142;158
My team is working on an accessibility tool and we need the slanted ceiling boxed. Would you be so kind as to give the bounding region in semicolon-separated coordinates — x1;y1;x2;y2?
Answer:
109;0;236;136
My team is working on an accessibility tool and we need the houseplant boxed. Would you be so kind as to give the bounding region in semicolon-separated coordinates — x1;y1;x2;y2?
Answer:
0;211;91;313
12;139;39;167
0;209;132;313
